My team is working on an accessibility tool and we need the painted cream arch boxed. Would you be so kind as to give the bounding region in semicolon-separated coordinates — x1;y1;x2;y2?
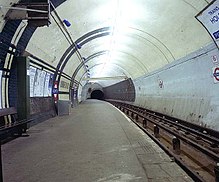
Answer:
20;0;214;87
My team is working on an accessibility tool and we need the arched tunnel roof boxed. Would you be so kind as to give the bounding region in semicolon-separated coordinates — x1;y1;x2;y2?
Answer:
1;0;213;87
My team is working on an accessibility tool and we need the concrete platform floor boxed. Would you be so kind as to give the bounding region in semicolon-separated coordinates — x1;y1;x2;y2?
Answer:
2;100;193;182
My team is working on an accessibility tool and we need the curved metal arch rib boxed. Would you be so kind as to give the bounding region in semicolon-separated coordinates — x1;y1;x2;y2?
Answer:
132;34;170;64
71;49;147;83
56;27;111;73
57;25;176;86
57;26;177;92
84;31;170;72
57;26;176;88
53;27;111;85
58;32;111;84
128;26;175;61
78;62;132;85
72;50;108;80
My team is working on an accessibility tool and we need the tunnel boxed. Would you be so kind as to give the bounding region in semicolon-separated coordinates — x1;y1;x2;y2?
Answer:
90;90;104;100
0;0;219;181
0;0;218;131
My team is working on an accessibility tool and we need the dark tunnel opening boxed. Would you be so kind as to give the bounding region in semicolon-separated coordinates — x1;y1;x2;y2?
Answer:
90;90;105;100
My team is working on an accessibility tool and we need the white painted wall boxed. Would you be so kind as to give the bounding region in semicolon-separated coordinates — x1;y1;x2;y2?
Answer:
134;43;219;130
24;0;213;81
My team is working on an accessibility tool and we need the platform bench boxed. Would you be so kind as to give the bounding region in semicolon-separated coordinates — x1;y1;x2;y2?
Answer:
0;107;32;140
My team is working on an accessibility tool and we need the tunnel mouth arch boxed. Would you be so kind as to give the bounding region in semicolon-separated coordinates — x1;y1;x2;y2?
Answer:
90;90;105;100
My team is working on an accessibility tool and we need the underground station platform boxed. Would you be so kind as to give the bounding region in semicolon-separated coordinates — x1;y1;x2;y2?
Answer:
2;100;193;182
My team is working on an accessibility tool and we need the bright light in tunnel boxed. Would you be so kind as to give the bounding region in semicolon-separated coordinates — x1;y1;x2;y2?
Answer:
92;0;144;78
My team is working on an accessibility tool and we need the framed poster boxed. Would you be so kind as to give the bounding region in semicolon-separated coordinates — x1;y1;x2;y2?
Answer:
44;73;51;96
29;64;54;97
0;70;2;109
29;66;37;97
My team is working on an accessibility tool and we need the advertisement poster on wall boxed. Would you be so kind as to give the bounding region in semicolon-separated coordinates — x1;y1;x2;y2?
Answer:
0;70;2;109
48;74;53;96
40;71;46;96
29;66;37;97
34;69;43;97
44;73;51;96
29;66;53;97
196;0;219;48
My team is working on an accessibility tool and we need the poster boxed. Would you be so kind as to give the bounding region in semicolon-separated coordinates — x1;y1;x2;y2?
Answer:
33;69;43;97
30;66;53;97
0;71;2;109
48;74;53;96
39;71;46;96
44;73;51;96
29;66;37;97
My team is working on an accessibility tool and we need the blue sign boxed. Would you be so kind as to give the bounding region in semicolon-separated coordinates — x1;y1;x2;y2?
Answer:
196;1;219;48
213;30;219;39
213;72;219;77
52;88;59;94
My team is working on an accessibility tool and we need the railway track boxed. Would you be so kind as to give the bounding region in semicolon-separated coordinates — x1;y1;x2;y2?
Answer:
108;100;219;182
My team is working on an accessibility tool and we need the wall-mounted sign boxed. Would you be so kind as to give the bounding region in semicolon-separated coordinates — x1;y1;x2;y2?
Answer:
196;0;219;48
213;67;219;83
212;55;218;63
53;81;59;103
159;79;164;88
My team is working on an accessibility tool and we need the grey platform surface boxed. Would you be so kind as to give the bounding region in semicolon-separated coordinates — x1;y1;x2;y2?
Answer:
2;100;193;182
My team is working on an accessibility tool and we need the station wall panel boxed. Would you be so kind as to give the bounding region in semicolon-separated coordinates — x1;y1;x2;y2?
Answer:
103;78;135;102
29;97;56;125
134;43;219;130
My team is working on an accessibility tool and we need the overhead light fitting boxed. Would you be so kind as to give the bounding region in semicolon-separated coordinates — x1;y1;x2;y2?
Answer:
76;44;81;49
63;19;71;27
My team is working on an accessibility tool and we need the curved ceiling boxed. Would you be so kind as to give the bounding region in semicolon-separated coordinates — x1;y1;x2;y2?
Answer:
24;0;213;86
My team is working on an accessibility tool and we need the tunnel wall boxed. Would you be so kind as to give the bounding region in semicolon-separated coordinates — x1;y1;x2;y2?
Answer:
103;78;135;102
134;43;219;130
80;82;103;102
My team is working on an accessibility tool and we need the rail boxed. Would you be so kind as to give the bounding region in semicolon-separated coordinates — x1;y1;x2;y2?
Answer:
108;100;219;182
